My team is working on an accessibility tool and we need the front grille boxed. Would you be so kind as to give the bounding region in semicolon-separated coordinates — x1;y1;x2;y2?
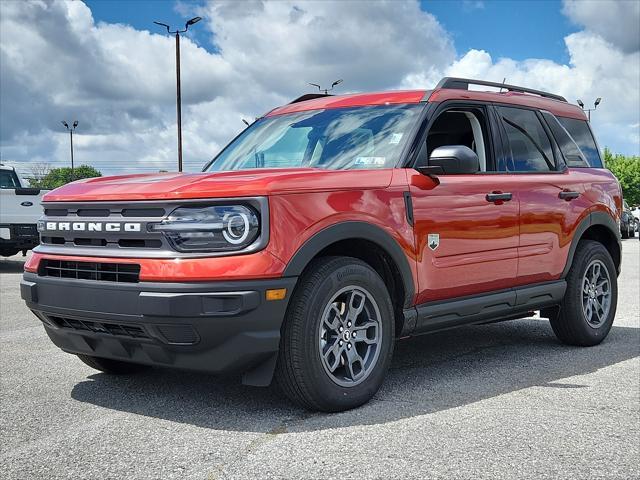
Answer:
39;259;140;283
39;203;171;253
48;316;149;339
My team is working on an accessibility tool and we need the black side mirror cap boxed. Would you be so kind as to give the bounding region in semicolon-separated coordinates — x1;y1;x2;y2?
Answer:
429;145;480;174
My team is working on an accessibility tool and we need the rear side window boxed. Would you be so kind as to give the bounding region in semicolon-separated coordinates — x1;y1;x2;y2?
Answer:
557;117;603;167
497;106;555;172
0;169;20;189
541;112;588;168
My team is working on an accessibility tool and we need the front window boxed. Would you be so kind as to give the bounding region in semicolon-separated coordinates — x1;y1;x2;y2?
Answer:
205;105;422;172
0;169;20;189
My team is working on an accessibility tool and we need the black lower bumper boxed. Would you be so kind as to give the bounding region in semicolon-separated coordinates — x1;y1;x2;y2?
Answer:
21;272;297;386
0;223;39;252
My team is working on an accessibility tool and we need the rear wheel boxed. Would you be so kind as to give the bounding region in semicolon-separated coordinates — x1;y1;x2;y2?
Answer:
550;240;617;346
276;256;395;412
76;354;150;374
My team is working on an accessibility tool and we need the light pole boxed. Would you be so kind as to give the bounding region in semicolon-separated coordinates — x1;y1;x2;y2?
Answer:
153;16;202;172
577;98;602;121
61;120;78;175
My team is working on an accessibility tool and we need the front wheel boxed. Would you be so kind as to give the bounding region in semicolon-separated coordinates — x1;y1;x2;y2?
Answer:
550;240;617;346
276;256;395;412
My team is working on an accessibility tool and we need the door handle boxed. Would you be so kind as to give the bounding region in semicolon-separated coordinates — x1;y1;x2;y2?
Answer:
559;190;580;201
486;192;512;203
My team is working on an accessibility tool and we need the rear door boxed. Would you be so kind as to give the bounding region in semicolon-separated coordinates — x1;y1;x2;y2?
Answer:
493;105;587;286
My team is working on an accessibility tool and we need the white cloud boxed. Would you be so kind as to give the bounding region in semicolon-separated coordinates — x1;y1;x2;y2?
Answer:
0;0;638;178
562;0;640;53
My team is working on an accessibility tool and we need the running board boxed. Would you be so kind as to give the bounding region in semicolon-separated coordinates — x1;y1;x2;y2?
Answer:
406;281;566;335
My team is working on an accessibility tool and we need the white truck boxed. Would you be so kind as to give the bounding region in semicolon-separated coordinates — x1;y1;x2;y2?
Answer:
0;165;48;257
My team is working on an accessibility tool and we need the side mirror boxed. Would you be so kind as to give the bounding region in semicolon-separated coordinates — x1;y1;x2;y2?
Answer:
428;145;480;175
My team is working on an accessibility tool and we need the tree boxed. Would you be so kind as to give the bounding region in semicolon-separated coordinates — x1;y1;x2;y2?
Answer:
604;148;640;206
29;162;51;181
31;165;102;190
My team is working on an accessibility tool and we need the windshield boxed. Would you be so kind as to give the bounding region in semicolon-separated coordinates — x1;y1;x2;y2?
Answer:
205;104;422;172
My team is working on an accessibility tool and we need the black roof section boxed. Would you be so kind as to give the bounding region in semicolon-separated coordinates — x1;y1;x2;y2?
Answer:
435;77;567;102
289;93;333;104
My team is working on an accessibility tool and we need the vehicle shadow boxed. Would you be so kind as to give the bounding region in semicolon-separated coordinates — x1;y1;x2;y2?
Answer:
0;258;26;274
70;319;639;433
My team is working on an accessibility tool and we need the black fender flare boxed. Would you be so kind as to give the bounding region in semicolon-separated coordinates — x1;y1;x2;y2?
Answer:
561;211;621;278
283;221;415;308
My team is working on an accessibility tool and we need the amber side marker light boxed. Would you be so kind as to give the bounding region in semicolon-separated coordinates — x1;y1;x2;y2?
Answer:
266;288;287;301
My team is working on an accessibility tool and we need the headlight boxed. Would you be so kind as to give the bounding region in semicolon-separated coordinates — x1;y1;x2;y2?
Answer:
149;205;260;252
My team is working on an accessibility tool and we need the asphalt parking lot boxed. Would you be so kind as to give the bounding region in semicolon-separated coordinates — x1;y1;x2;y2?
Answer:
1;242;638;480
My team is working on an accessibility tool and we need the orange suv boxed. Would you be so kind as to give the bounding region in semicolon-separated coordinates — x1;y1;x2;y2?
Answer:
22;78;622;411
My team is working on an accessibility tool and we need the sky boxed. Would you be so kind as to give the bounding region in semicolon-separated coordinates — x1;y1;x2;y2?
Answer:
0;0;639;177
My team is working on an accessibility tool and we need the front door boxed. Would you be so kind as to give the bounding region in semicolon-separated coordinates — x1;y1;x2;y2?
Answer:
407;104;520;305
409;172;520;304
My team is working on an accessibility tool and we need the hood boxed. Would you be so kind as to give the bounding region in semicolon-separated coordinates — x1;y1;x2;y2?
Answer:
42;168;394;202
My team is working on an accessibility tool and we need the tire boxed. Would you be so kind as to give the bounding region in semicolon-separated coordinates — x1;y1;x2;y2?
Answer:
275;256;395;412
76;354;150;374
550;240;617;346
621;226;629;239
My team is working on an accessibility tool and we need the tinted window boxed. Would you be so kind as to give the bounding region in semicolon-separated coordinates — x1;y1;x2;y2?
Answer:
541;112;588;168
557;117;602;167
498;107;555;172
0;170;19;189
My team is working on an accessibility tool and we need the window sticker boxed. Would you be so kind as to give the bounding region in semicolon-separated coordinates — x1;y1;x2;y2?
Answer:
354;156;386;166
389;133;403;144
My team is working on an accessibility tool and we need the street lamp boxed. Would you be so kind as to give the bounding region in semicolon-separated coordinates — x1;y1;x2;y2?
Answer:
153;16;202;172
576;98;602;121
61;120;78;174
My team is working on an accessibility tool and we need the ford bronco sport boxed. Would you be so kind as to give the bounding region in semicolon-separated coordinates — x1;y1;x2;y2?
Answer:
21;78;622;412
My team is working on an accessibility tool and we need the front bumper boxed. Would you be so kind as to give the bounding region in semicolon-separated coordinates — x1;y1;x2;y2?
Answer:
0;223;39;249
21;272;297;386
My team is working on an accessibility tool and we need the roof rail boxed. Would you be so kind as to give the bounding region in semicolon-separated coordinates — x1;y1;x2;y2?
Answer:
435;77;567;102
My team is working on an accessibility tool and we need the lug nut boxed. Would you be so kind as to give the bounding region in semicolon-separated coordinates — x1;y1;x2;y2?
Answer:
347;343;352;349
339;326;344;332
339;340;344;346
352;332;357;338
347;321;352;327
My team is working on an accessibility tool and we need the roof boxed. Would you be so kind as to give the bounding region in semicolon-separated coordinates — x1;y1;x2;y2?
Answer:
266;77;586;121
266;90;428;117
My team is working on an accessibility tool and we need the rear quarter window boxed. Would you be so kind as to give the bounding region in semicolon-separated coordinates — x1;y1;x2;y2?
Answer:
541;112;588;168
557;117;603;167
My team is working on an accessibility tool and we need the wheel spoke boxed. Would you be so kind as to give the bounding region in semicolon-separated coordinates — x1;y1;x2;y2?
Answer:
595;279;609;296
352;321;379;345
323;339;344;372
324;304;343;331
345;346;364;381
345;290;366;324
593;299;603;322
591;263;600;284
585;300;593;321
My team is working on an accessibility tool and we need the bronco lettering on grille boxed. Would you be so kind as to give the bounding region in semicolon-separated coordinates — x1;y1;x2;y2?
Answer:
44;222;141;232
